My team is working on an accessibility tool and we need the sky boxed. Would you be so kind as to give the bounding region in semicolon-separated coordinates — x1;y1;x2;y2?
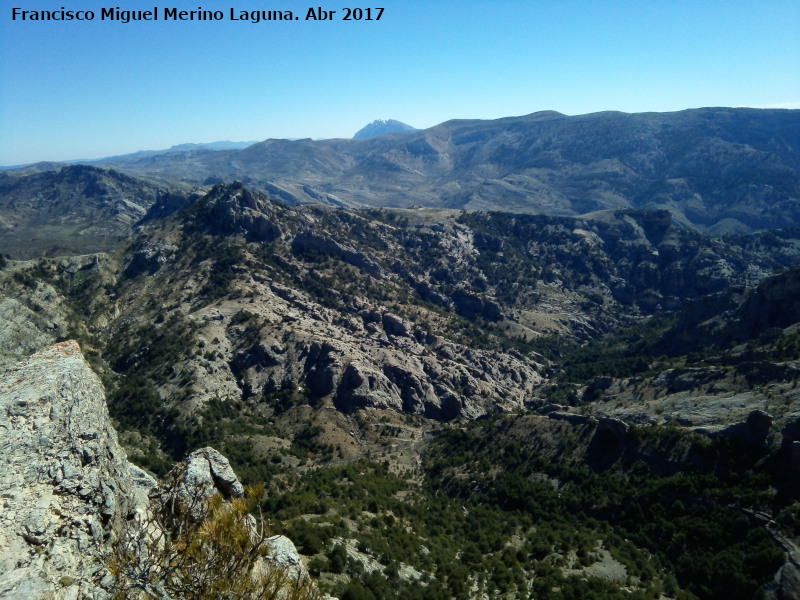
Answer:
1;0;798;165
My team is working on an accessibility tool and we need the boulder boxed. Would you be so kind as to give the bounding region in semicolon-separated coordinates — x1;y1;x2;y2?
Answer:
761;563;800;600
171;447;246;520
201;182;282;242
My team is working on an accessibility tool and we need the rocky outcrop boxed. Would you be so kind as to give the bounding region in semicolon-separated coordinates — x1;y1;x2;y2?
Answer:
739;268;800;338
0;342;330;600
451;288;502;321
761;563;800;600
124;241;177;277
198;182;282;242
292;231;382;279
719;409;774;447
158;448;320;592
782;417;800;451
215;287;542;421
651;367;726;394
694;410;775;447
171;446;246;520
0;341;134;600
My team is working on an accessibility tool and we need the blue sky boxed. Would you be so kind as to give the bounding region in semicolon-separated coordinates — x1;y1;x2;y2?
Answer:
1;0;798;165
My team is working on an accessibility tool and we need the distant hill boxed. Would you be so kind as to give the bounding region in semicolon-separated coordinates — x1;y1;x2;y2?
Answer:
353;119;419;139
0;165;181;257
0;142;260;171
163;140;258;152
89;140;258;165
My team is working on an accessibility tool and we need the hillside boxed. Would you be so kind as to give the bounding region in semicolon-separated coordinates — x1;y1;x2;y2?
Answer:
0;165;189;258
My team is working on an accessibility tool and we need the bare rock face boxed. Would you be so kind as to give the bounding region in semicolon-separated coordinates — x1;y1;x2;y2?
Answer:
0;341;134;600
726;409;773;447
182;446;246;499
123;241;178;277
761;563;800;600
292;230;382;278
0;280;71;374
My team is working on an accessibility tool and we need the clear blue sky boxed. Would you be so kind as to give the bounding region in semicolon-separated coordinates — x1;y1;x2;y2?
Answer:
1;0;798;165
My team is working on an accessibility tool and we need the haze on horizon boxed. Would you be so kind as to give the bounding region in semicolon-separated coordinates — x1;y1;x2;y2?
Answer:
1;0;798;166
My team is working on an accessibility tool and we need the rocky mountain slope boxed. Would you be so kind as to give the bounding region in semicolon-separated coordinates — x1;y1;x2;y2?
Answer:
0;341;135;599
76;108;800;233
533;271;800;448
0;341;323;600
3;181;800;455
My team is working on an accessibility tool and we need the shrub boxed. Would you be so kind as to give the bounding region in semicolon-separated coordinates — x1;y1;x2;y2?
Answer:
108;469;320;600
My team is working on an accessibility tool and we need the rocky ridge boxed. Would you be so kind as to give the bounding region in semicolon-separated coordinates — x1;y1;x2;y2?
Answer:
4;181;800;470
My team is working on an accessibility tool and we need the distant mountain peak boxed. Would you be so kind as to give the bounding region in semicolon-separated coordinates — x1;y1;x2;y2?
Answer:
353;119;418;140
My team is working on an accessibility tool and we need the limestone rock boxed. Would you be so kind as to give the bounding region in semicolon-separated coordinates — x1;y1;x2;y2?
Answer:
0;341;134;600
265;535;308;581
184;447;244;498
292;231;382;278
381;312;409;337
263;535;339;600
761;563;800;600
452;288;502;321
123;241;177;277
161;450;332;598
201;182;282;242
128;464;159;511
0;342;330;599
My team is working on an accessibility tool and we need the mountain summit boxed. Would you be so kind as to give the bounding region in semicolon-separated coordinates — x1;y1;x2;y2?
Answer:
353;118;418;139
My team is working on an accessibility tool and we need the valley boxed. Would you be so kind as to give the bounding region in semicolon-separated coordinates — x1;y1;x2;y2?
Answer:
1;107;800;599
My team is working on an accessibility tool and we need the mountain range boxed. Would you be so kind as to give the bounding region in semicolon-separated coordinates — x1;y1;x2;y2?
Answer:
24;107;791;234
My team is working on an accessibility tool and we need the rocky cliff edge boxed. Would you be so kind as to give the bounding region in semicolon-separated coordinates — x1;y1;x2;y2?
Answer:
0;341;320;600
0;341;134;599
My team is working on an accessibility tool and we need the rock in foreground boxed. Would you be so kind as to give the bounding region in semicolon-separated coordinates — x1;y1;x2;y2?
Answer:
0;341;331;600
0;340;134;599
